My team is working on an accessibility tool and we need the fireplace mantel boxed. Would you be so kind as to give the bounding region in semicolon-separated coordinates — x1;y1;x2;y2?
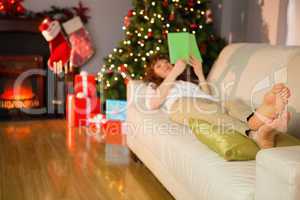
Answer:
0;18;42;33
0;55;43;76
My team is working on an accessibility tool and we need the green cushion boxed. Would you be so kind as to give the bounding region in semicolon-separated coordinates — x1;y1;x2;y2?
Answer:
276;133;300;147
189;118;300;161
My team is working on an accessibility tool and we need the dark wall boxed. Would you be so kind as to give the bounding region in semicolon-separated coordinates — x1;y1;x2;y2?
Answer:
0;32;49;59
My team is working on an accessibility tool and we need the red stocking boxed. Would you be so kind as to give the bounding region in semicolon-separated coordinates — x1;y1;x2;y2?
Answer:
39;18;71;73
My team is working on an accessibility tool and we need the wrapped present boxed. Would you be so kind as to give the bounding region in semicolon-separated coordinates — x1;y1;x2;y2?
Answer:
88;113;107;129
86;114;107;139
102;120;126;145
106;100;127;121
66;94;75;127
74;71;96;97
74;96;101;127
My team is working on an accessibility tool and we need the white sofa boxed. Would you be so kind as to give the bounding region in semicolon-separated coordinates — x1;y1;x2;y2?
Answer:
126;43;300;200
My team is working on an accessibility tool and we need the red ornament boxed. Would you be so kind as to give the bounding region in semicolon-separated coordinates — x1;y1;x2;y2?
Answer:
162;0;168;7
147;31;153;38
0;2;5;13
107;69;113;75
127;9;133;17
124;16;131;28
120;64;127;73
190;23;198;29
73;1;90;23
187;0;194;7
168;12;175;21
16;3;24;14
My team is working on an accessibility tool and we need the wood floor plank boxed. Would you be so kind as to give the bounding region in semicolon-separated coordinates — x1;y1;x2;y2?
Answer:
0;120;173;200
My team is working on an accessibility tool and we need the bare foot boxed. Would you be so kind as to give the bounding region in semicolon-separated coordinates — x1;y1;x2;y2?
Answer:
273;111;291;133
250;112;291;149
250;125;275;149
247;83;290;131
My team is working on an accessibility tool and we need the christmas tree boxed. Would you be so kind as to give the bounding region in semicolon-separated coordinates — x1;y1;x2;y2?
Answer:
97;0;226;102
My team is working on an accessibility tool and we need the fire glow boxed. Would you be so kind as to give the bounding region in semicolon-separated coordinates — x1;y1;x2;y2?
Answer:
0;85;39;109
1;85;34;100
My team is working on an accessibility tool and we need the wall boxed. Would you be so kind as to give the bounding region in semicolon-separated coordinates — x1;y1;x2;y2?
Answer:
211;0;248;43
286;0;300;45
211;0;294;45
246;0;285;45
24;0;132;74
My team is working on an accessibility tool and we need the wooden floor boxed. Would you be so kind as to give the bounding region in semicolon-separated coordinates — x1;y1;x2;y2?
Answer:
0;120;173;200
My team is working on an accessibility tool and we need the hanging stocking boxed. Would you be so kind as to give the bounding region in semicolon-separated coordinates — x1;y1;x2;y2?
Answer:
39;17;71;73
63;16;95;68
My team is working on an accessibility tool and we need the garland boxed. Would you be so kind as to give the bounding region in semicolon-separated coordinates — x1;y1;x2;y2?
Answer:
0;1;90;23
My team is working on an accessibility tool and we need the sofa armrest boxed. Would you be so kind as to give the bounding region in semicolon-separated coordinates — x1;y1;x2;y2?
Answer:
127;80;142;102
255;146;300;200
127;80;145;107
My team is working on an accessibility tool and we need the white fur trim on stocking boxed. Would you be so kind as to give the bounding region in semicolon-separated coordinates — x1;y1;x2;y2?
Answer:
63;16;84;35
41;21;61;42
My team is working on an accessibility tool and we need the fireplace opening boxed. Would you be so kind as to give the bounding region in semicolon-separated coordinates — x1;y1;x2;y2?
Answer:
0;78;40;110
0;55;45;119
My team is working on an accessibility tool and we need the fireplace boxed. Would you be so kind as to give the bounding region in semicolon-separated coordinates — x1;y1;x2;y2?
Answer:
0;18;65;120
0;55;44;114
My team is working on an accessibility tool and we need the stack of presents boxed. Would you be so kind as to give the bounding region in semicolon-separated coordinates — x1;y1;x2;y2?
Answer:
66;71;129;164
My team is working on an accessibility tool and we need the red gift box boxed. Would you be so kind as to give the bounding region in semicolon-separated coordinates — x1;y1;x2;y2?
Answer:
74;71;96;97
102;120;126;145
74;96;101;127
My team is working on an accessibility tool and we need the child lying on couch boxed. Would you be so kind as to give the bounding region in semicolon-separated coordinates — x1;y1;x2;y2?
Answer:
143;55;291;149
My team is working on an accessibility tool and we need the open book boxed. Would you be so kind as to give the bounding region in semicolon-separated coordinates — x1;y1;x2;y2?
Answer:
168;32;202;64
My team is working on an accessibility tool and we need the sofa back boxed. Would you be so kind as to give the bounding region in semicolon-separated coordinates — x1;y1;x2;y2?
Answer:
127;43;300;137
207;43;300;137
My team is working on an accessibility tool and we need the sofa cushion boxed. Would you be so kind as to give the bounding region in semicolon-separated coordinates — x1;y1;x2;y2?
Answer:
189;119;300;161
189;118;260;161
275;134;300;147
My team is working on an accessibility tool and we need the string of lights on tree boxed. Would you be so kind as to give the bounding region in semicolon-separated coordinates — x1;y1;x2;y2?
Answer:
98;0;226;101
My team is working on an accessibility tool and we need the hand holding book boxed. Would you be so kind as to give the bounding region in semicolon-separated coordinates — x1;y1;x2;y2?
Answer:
188;55;203;78
168;32;203;64
172;59;187;77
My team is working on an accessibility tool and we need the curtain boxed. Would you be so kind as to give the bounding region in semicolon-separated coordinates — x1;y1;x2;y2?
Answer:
286;0;300;45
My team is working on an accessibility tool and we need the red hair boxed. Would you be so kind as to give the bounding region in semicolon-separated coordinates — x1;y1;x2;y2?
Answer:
143;54;168;88
143;55;197;88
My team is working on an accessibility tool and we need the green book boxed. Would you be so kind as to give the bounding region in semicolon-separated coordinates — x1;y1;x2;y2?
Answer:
168;32;202;64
